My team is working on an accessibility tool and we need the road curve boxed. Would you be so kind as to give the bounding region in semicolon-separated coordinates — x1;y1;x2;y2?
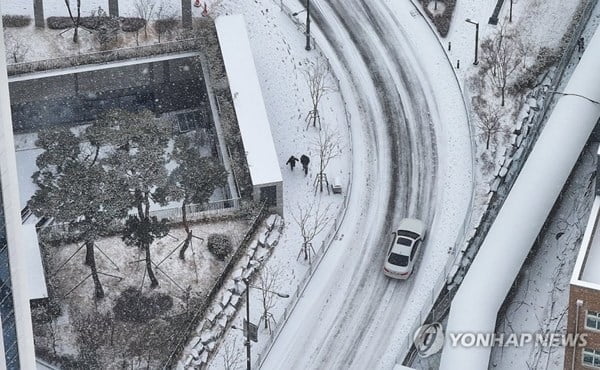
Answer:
260;0;471;368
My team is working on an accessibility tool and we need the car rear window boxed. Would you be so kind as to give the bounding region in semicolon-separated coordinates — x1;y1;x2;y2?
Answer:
388;253;409;267
398;230;420;239
396;237;413;246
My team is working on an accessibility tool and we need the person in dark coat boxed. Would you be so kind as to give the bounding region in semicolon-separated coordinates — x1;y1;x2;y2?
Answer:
300;154;310;176
286;155;299;171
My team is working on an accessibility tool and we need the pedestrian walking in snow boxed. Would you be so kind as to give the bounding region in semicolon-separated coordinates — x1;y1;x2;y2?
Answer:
300;154;310;176
286;155;299;171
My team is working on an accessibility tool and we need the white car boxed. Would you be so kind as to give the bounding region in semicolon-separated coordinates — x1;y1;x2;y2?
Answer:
383;218;426;279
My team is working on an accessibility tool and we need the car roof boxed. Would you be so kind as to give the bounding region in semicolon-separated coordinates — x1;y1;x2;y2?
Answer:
391;243;412;256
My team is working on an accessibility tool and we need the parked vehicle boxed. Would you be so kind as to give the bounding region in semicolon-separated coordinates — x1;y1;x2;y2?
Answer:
383;218;426;279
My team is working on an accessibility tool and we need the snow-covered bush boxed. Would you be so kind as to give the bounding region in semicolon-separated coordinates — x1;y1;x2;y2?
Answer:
46;16;73;30
207;234;233;261
121;17;146;32
2;15;31;28
113;287;174;323
154;16;178;43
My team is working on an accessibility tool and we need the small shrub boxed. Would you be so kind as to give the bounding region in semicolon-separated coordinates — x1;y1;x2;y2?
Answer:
46;17;73;30
121;17;146;32
95;17;120;48
207;234;233;261
2;15;32;28
113;287;173;323
80;16;104;30
154;17;178;42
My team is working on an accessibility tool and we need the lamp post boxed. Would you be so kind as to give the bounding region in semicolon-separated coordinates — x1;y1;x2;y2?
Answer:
292;1;311;50
305;0;311;50
465;18;479;65
242;278;290;370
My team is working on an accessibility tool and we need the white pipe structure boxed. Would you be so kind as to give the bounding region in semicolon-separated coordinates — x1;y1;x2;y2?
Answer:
440;27;600;369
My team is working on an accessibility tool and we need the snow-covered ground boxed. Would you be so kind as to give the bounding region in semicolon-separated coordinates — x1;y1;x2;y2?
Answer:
249;0;473;368
489;143;596;370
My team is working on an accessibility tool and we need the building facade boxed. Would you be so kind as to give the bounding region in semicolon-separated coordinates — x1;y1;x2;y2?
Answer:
0;12;37;370
565;153;600;370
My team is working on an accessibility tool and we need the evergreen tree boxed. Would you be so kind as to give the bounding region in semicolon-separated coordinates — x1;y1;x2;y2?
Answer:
30;127;128;298
166;133;228;259
101;109;171;288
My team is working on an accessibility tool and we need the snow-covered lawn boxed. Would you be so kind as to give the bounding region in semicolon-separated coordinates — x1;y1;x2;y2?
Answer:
33;218;250;368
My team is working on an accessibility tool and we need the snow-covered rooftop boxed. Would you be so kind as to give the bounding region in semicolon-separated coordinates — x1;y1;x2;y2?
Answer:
572;193;600;288
22;224;47;300
215;15;283;186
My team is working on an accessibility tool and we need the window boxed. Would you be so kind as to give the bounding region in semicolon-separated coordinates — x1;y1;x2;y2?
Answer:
388;253;409;267
388;233;396;254
586;311;600;331
410;240;421;261
583;348;600;367
396;237;413;246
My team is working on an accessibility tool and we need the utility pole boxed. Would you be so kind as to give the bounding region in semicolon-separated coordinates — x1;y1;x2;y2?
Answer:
242;279;289;370
245;282;251;370
509;0;513;23
465;19;479;65
305;0;311;51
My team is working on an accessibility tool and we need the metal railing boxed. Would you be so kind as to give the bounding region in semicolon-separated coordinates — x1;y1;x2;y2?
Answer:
148;198;241;222
44;197;241;236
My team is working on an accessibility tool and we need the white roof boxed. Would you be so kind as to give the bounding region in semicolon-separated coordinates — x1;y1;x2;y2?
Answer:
215;15;283;186
21;224;47;300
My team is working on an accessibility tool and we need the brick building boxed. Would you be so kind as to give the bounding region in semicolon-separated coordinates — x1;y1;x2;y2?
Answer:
565;152;600;369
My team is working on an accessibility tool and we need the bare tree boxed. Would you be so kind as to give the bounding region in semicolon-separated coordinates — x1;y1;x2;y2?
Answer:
473;96;505;150
4;34;29;63
291;201;332;263
221;337;243;370
135;0;156;38
312;127;341;193
479;25;524;106
303;59;336;129
64;0;83;43
258;266;283;333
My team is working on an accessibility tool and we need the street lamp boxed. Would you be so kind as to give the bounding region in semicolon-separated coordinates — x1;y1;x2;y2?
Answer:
465;18;479;65
292;0;312;50
242;278;289;370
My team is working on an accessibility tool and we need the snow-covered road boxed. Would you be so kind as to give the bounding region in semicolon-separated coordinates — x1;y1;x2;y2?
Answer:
261;0;472;369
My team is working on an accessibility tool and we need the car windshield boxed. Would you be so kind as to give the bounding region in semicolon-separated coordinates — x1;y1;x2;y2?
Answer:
398;230;420;239
388;253;409;267
396;237;413;246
